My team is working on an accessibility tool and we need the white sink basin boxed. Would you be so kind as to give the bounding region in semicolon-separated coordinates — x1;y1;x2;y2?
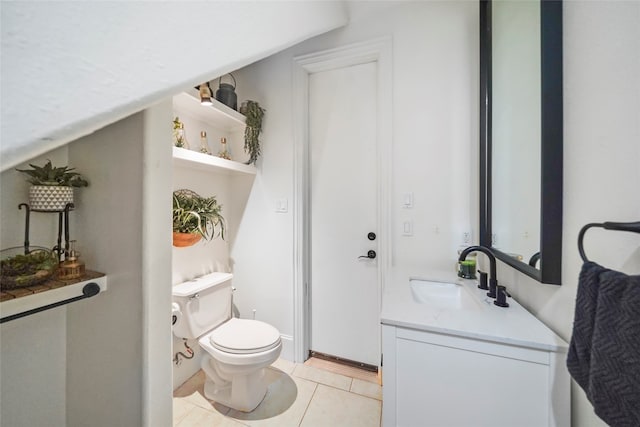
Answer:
409;278;481;309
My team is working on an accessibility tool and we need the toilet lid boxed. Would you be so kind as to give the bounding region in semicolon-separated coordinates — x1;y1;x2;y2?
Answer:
209;318;281;354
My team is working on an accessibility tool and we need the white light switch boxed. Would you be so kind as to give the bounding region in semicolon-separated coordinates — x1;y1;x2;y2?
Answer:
276;199;288;213
402;220;413;236
403;192;414;208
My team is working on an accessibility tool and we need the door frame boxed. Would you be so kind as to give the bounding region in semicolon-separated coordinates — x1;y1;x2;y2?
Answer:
292;37;392;363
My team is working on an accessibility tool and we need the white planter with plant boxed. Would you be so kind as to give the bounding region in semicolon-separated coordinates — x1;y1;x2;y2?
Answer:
16;160;89;211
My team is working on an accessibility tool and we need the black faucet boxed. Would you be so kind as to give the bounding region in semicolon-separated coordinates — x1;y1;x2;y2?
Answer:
458;245;508;307
528;252;541;268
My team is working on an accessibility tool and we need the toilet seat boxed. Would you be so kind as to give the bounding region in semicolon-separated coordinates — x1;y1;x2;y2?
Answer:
209;318;281;354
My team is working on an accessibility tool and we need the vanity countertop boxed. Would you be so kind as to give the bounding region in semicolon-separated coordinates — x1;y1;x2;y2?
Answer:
381;270;568;352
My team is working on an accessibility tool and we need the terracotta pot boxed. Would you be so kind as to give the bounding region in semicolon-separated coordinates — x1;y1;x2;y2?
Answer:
172;232;202;247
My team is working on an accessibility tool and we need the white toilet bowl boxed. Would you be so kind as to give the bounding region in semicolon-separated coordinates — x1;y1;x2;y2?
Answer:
198;318;282;412
172;273;283;412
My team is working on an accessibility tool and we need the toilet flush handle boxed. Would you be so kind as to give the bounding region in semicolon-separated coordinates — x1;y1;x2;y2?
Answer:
189;293;200;300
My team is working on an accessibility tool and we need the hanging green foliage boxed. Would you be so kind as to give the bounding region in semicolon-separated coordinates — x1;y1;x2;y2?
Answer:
242;101;265;165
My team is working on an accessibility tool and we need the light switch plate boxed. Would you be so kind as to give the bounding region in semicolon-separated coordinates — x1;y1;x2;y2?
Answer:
276;199;288;213
403;192;414;208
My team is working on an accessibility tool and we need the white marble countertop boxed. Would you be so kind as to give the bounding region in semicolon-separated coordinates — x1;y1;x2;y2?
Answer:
381;269;567;352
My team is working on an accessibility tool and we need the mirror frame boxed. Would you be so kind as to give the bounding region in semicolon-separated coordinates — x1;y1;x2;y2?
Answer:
479;0;563;285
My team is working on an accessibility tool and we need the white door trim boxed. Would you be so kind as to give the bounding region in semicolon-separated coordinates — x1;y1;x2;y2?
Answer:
292;37;393;363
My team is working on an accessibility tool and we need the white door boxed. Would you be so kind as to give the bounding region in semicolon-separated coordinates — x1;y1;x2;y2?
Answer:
309;61;379;367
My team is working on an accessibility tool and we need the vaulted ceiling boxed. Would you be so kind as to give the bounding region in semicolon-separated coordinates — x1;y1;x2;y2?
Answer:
0;1;348;171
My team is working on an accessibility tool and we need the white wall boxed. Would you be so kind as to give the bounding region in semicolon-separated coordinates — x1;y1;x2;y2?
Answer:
1;106;173;427
0;148;75;427
65;104;173;427
65;113;144;426
140;101;174;427
0;1;347;172
0;306;67;426
490;2;640;426
228;0;478;356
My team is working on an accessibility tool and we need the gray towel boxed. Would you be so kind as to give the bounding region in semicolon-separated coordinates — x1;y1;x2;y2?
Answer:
567;262;640;426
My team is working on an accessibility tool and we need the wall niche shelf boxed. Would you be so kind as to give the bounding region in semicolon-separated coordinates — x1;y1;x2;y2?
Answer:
173;91;245;133
172;90;255;175
172;147;256;176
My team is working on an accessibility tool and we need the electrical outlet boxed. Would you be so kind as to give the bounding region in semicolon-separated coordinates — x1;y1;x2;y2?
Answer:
462;231;472;244
402;220;413;236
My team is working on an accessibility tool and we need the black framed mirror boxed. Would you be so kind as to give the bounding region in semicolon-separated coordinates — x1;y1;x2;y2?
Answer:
479;0;563;285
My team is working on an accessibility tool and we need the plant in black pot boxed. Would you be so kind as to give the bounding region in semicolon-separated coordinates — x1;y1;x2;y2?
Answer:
172;189;225;247
16;160;89;211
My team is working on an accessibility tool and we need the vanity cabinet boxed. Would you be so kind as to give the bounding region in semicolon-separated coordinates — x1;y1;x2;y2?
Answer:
382;324;570;427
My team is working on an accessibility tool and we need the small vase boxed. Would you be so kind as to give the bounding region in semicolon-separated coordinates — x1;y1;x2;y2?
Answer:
199;131;211;154
218;137;231;160
29;185;74;211
172;232;202;247
173;118;189;149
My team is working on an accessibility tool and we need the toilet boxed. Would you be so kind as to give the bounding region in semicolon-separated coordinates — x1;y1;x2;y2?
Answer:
172;272;282;412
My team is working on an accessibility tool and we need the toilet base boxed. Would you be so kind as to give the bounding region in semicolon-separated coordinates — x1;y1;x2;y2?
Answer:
201;358;269;412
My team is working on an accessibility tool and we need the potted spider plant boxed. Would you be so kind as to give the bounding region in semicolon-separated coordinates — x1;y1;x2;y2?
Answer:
16;160;89;211
172;189;225;247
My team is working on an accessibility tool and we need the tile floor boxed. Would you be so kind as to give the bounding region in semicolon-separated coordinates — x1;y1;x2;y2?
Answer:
173;358;382;427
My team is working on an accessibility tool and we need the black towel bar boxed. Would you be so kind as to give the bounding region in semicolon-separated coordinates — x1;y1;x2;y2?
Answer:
0;282;101;324
578;221;640;262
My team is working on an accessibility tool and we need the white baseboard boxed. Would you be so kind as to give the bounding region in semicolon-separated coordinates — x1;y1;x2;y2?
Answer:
280;334;294;361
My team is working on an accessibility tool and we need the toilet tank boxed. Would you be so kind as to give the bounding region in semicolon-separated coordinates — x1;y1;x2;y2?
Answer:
172;272;233;339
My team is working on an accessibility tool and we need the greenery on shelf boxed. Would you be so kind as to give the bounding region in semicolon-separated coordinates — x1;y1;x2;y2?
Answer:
172;117;188;148
16;160;89;187
1;247;58;289
241;100;265;165
172;189;225;241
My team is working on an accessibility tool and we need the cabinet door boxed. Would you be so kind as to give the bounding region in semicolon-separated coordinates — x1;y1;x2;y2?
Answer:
396;337;549;427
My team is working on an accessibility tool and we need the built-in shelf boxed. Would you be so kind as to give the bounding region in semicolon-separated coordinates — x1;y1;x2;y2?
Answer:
0;271;107;322
172;147;257;176
172;90;245;133
172;90;255;175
